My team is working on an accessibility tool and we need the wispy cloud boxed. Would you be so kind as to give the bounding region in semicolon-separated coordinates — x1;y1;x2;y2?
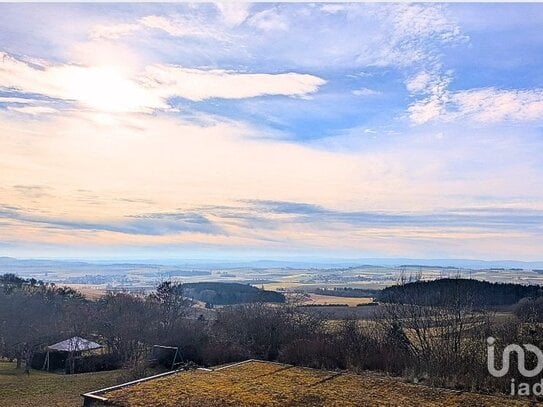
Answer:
12;185;52;199
215;3;251;27
7;106;59;115
85;3;465;70
409;87;543;124
0;96;40;104
352;87;380;97
405;71;451;96
91;14;221;40
90;23;139;40
239;200;543;233
17;196;535;243
0;206;221;236
248;8;288;32
139;15;212;38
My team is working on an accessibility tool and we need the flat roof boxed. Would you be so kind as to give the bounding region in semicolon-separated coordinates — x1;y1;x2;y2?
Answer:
83;360;532;406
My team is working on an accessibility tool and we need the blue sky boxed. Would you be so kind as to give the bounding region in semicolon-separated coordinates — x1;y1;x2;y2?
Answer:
0;3;543;261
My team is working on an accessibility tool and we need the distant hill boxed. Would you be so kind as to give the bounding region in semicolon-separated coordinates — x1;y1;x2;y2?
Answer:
377;278;543;307
179;282;285;305
3;256;543;270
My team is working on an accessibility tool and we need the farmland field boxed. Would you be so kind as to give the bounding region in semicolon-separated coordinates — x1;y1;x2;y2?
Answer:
302;293;373;307
64;284;107;299
0;361;124;407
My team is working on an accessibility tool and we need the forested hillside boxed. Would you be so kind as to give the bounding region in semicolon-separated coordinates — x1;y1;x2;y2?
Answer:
179;282;285;305
377;278;543;307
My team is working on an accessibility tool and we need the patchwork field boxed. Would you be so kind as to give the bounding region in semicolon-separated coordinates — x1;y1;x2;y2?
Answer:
0;361;124;407
94;360;536;407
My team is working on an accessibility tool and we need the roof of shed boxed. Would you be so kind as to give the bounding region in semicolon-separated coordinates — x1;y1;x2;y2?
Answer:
82;360;531;407
47;336;101;352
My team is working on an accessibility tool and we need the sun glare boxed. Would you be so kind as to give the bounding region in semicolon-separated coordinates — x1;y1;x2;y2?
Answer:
61;65;163;113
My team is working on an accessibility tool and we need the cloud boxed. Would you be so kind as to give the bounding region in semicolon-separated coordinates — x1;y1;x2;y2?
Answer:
449;88;543;123
248;8;288;31
359;4;466;68
12;185;52;199
7;106;59;115
0;52;165;113
90;23;140;40
0;206;221;236
320;4;347;14
352;87;380;97
405;57;543;125
0;96;39;104
143;65;326;102
215;3;251;26
387;4;466;46
238;200;543;233
405;71;451;95
90;14;227;41
86;4;465;73
409;87;543;124
405;63;543;125
408;97;445;125
406;72;433;94
0;51;325;112
139;15;208;37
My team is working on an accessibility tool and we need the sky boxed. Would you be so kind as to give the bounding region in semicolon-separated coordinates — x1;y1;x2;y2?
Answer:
1;3;543;261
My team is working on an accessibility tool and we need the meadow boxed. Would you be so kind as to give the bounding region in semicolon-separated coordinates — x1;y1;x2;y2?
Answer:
0;361;124;407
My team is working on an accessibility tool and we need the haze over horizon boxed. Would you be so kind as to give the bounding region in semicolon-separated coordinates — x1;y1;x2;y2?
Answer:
1;3;543;261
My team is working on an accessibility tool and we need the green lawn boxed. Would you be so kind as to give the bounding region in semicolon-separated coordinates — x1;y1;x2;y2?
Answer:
0;361;125;406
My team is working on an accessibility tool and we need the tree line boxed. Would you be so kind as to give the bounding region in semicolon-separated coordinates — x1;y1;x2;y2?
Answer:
377;278;543;307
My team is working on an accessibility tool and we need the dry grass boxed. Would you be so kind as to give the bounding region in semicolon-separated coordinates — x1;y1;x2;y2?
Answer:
102;360;536;407
303;293;373;307
64;283;107;299
260;282;305;291
0;360;124;407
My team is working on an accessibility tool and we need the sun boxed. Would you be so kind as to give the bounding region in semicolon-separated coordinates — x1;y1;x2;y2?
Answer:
59;65;164;113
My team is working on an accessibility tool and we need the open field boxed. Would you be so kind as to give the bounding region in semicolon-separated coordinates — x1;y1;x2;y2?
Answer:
302;293;373;307
260;281;306;291
94;360;536;407
64;284;107;299
0;361;124;407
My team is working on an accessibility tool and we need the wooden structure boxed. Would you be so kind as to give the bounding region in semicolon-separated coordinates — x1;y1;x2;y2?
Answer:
151;345;182;370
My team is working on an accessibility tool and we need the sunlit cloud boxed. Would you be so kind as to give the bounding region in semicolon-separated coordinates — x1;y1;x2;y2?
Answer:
0;51;325;113
143;65;325;102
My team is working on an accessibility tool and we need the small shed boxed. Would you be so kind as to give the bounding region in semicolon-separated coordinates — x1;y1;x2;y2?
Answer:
42;336;102;372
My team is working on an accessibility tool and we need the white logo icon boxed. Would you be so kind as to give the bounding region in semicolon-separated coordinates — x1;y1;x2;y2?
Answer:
487;337;543;378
